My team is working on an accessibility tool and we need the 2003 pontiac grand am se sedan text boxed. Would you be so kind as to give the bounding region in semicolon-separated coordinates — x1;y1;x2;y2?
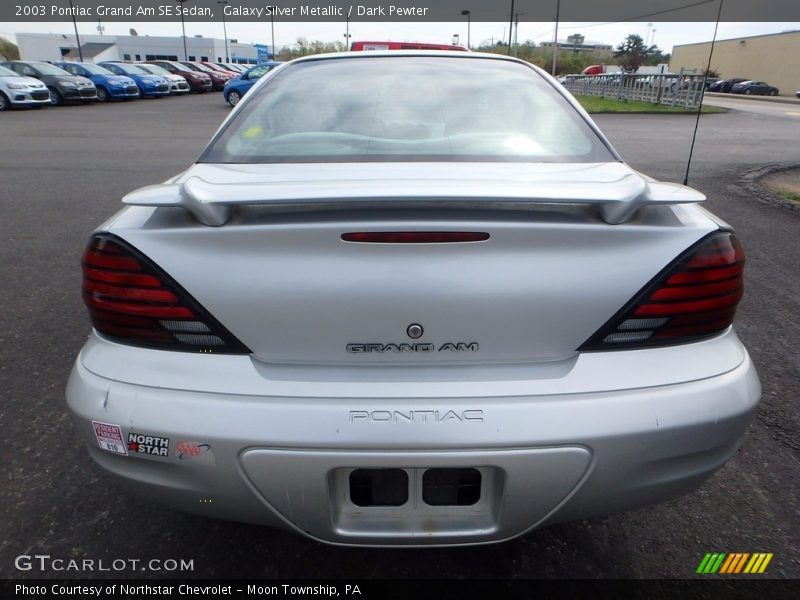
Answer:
66;51;761;547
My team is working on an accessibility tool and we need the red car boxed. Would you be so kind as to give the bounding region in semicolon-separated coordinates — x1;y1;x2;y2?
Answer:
180;62;231;91
146;60;212;93
201;62;240;77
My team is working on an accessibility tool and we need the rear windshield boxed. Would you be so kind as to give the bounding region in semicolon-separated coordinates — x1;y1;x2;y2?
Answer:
200;56;614;164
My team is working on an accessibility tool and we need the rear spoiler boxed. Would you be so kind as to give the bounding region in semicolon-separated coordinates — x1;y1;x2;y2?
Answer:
122;175;705;227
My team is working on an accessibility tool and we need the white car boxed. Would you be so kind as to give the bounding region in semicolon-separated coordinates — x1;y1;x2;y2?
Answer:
0;64;50;110
66;52;760;547
136;63;191;94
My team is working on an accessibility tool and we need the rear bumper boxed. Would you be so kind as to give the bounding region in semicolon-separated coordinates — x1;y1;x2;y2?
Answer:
66;331;760;546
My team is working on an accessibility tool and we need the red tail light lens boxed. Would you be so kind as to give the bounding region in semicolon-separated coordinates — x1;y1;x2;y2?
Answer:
342;232;489;243
579;232;745;350
82;234;250;354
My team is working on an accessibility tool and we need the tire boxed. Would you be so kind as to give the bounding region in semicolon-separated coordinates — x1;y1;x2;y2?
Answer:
48;87;63;106
770;89;777;96
0;91;9;111
96;86;109;102
744;89;752;95
227;90;241;106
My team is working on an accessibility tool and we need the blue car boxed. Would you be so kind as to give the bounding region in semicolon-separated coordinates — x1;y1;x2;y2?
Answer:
223;62;281;107
97;62;170;98
53;61;139;102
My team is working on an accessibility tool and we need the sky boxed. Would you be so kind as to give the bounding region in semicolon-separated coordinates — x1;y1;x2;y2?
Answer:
2;21;799;53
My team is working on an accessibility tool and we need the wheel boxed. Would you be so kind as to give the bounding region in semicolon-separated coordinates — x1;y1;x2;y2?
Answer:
96;86;109;102
744;89;752;95
770;89;777;96
48;87;63;106
0;92;9;111
227;90;241;106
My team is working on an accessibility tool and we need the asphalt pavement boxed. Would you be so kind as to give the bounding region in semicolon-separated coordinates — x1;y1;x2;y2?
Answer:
0;93;797;580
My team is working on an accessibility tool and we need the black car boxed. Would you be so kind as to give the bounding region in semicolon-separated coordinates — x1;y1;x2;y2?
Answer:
731;80;779;96
707;78;747;93
0;60;97;105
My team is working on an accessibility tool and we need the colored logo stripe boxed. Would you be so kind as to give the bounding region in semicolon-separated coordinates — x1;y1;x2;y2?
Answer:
744;553;773;574
697;553;773;574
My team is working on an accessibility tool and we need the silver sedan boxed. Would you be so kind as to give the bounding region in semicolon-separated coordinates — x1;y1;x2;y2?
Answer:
66;52;760;546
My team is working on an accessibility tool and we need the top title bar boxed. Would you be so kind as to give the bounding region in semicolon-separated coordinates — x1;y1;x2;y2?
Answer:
4;0;800;22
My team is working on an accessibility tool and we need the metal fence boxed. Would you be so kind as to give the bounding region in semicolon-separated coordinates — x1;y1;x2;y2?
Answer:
562;69;708;108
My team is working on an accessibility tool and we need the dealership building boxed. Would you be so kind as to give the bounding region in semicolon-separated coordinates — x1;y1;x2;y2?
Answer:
15;32;270;64
670;30;800;96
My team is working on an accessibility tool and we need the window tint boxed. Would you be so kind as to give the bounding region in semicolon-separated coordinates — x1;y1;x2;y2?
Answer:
202;56;613;164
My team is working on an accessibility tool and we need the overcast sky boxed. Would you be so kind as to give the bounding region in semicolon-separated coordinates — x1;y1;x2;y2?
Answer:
2;21;799;53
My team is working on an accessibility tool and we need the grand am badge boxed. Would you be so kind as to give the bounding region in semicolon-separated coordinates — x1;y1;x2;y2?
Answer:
91;421;127;455
127;433;169;457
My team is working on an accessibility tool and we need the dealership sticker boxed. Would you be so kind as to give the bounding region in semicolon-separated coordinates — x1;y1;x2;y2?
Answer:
91;421;127;455
128;433;169;457
176;441;216;466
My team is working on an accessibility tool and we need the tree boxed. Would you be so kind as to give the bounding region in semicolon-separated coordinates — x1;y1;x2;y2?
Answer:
613;34;661;72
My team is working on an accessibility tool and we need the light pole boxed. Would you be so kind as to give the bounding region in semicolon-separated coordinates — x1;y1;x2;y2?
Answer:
345;13;351;51
508;0;515;54
270;13;275;59
67;0;83;61
551;0;560;75
461;10;471;50
217;1;230;62
174;0;190;61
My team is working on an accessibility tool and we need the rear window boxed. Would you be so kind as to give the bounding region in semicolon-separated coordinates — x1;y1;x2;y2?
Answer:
201;56;614;164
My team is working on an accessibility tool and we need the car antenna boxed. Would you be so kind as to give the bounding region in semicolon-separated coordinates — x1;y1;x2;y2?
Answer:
684;0;724;186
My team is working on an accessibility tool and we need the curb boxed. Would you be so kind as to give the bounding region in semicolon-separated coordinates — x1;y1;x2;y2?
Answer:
740;163;800;213
705;92;800;106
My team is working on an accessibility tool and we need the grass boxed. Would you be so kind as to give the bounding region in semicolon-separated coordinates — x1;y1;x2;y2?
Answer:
774;189;800;203
575;95;726;114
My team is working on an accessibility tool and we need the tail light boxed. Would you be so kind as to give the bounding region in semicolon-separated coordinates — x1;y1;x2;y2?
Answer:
82;234;250;354
342;232;489;243
579;232;744;350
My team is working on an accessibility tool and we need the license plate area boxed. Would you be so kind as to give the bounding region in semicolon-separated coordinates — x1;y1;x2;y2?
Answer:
332;466;500;538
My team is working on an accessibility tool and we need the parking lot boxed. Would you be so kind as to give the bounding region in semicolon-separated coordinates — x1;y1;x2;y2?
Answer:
1;93;798;579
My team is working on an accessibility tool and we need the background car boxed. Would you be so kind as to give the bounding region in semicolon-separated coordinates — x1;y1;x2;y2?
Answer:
146;60;212;93
135;63;191;95
707;78;747;93
0;60;96;106
731;80;779;95
219;63;248;74
98;62;170;98
54;61;139;102
222;62;281;106
0;63;50;110
202;62;239;77
179;61;230;91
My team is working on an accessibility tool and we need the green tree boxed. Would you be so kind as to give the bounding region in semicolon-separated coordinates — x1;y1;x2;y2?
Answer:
0;36;20;60
613;34;661;72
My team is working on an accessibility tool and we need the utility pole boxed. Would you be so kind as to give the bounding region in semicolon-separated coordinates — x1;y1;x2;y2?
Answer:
345;13;351;50
551;0;560;75
68;0;83;61
461;10;471;50
508;0;515;54
217;1;230;62
175;0;190;61
514;12;523;56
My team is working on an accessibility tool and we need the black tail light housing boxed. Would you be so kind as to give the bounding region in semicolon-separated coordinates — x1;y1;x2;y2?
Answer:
82;233;250;354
